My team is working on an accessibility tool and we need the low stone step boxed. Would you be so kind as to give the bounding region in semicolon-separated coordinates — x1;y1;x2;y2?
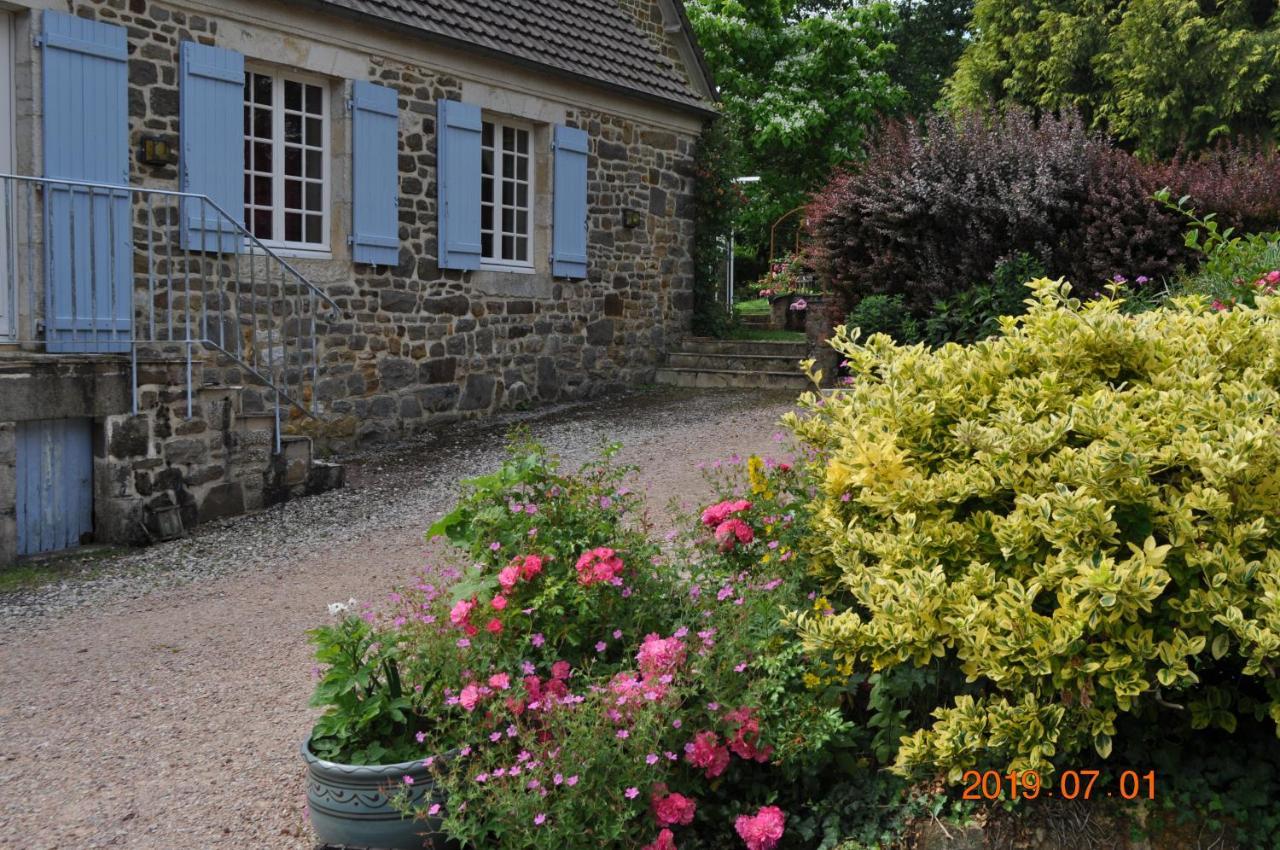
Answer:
679;337;809;358
738;314;773;328
666;352;805;373
655;367;812;391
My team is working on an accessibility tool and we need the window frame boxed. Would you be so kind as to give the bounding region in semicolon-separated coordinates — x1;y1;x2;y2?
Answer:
480;116;536;273
243;65;331;257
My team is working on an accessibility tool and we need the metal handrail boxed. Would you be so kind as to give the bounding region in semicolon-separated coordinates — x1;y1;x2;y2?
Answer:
0;172;346;452
0;172;342;315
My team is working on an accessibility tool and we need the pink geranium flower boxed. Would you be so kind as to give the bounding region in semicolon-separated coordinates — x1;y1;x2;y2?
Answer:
636;633;686;676
734;806;786;850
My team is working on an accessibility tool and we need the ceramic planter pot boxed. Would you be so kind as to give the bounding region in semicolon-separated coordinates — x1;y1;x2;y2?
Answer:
302;738;450;850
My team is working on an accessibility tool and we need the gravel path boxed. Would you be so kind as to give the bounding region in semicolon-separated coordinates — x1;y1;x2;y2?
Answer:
0;386;798;850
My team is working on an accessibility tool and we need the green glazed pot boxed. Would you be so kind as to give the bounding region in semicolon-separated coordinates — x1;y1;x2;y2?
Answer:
302;738;450;850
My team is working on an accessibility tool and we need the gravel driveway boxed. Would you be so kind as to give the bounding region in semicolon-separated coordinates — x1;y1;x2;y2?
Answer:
0;386;799;850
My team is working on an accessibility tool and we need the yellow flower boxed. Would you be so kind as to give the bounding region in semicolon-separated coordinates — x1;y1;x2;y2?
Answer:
747;455;768;495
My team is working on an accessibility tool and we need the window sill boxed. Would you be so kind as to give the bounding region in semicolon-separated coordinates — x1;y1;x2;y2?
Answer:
479;263;536;275
255;244;333;261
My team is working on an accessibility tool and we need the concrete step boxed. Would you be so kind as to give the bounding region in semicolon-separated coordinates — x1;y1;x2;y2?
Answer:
738;314;773;328
678;337;809;358
655;367;812;390
666;351;805;372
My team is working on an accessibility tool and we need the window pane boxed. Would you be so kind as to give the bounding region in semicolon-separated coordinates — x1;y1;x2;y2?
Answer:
253;208;272;239
285;113;302;143
305;150;322;179
284;179;302;211
481;174;493;204
243;104;250;133
482;122;494;147
253;73;271;105
515;236;528;262
502;181;514;207
305;117;322;146
285;212;302;242
305;182;322;212
516;129;528;155
305;84;322;115
254;176;271;204
516;209;527;235
481;204;493;230
285;80;302;111
502;234;513;259
516;183;528;209
482;232;493;258
502;207;513;234
253;142;272;171
503;152;514;176
244;139;252;169
503;125;514;149
253;107;271;139
516;156;528;182
305;215;322;244
481;148;494;178
284;146;302;177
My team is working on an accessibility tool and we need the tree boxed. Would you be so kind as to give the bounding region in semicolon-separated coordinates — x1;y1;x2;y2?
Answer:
685;0;903;257
948;0;1280;157
884;0;974;115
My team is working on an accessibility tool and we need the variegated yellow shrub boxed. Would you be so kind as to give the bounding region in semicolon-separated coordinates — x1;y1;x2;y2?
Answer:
786;279;1280;780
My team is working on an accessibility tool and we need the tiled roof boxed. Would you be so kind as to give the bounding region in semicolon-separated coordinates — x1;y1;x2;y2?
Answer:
316;0;715;113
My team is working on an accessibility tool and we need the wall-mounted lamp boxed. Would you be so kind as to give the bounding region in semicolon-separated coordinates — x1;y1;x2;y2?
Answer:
139;136;177;167
621;208;644;229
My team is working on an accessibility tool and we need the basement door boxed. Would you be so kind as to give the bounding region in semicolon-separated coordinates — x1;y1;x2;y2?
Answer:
16;418;94;556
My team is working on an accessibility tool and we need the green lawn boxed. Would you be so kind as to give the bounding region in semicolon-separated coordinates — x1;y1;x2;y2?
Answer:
725;327;806;342
734;298;771;315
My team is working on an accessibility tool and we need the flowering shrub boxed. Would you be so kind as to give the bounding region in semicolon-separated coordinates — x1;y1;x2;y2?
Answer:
788;278;1280;779
753;252;813;299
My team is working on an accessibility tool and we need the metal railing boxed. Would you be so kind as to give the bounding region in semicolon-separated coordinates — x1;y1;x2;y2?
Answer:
0;173;342;452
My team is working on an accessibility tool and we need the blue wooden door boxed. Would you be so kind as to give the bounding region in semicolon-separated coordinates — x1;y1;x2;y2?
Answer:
16;418;94;556
41;11;132;353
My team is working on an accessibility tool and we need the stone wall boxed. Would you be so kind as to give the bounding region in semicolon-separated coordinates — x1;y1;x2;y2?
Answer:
69;0;700;446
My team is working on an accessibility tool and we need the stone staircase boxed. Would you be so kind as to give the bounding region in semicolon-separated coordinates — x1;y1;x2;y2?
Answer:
655;337;812;390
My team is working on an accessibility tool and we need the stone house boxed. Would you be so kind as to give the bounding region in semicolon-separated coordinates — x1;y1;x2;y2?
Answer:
0;0;717;565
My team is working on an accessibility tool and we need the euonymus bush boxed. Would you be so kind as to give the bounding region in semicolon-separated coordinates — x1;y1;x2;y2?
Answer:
787;279;1280;780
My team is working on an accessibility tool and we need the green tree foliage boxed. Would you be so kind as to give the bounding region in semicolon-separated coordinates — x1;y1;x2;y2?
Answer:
948;0;1280;157
686;0;903;251
884;0;974;115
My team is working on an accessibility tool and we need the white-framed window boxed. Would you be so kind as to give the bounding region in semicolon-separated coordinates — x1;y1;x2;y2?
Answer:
243;68;329;253
481;119;533;269
0;11;13;340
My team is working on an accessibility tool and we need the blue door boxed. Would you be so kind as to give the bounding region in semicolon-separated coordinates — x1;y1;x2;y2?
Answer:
16;418;94;556
41;11;132;353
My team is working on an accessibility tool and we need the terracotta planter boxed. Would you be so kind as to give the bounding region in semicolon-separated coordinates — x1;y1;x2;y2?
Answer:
302;738;451;850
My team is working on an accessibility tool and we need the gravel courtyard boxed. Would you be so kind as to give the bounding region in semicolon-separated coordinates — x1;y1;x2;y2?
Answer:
0;387;800;850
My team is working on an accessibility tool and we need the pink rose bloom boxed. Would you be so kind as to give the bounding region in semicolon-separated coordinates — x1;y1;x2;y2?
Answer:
642;829;677;850
714;518;755;552
1268;270;1280;284
449;597;476;627
486;618;504;634
735;806;786;850
684;731;730;778
551;661;571;681
459;683;481;712
725;707;772;763
700;499;753;528
651;789;697;827
491;594;508;611
517;554;545;581
575;548;624;586
636;634;686;676
498;566;520;591
488;672;511;691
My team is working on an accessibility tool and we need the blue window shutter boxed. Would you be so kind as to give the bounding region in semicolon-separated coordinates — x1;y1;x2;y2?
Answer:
436;99;482;270
41;10;132;353
351;81;400;266
551;125;589;279
179;41;244;253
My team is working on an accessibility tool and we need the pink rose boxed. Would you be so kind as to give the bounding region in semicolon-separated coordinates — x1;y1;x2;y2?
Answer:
735;806;785;850
517;554;545;581
449;597;476;627
575;548;624;586
486;618;504;634
651;787;696;827
492;594;508;611
642;829;677;850
459;683;481;712
714;518;755;552
636;633;686;676
700;499;753;528
551;661;571;681
683;731;730;778
488;672;511;691
498;566;520;591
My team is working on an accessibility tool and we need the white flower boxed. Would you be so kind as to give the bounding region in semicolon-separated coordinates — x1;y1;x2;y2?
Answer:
327;597;358;617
